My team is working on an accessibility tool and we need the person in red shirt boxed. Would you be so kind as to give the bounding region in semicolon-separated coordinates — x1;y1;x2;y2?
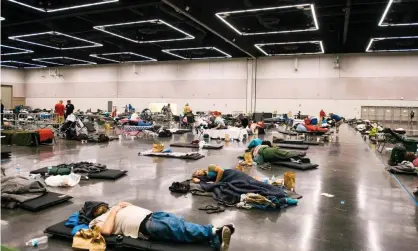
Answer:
55;100;65;124
319;109;326;122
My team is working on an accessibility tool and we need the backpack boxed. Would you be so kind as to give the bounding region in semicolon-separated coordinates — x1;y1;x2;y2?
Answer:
158;129;173;138
169;181;190;193
388;144;406;166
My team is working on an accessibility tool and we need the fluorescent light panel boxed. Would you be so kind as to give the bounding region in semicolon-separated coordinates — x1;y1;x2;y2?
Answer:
93;19;194;44
162;47;232;60
366;36;418;52
89;52;157;63
7;0;118;13
254;41;325;56
32;57;97;66
1;45;34;55
8;31;103;50
215;4;319;36
1;60;46;68
0;17;5;21
378;0;418;26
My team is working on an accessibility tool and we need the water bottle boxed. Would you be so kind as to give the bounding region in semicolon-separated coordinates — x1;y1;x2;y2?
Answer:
16;164;21;175
26;236;48;246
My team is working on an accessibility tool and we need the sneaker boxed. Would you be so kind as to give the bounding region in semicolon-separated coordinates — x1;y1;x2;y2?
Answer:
219;226;232;251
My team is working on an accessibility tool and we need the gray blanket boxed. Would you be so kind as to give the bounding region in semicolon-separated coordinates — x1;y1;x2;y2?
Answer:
1;176;47;208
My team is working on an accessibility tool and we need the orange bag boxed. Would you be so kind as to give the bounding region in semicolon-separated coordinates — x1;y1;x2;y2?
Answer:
284;172;296;191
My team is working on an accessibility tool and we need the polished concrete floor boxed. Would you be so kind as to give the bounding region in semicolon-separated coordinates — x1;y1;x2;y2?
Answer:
1;125;418;251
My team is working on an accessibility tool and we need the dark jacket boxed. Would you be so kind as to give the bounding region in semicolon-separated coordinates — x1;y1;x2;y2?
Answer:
78;201;108;225
66;104;75;114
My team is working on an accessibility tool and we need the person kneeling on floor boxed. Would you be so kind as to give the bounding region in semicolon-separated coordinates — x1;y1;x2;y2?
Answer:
90;202;234;251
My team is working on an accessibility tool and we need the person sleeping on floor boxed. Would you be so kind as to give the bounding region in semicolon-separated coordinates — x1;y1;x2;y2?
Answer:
191;165;299;206
89;202;234;251
248;139;309;165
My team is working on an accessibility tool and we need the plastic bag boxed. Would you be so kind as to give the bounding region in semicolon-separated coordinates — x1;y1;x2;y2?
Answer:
45;173;81;187
284;172;296;191
152;143;164;153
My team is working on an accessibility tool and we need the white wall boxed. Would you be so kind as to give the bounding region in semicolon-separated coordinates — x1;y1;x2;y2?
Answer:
11;53;418;117
24;59;248;113
256;54;418;117
0;68;26;97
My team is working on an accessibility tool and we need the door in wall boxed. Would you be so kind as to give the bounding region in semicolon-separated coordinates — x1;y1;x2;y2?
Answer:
12;97;26;108
1;85;13;109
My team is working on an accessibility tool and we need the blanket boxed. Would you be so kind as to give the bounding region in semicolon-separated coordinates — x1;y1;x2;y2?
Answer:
199;169;286;205
1;176;47;208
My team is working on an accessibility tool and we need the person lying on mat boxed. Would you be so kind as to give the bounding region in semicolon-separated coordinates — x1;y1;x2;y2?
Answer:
90;202;234;251
192;164;224;184
247;139;302;165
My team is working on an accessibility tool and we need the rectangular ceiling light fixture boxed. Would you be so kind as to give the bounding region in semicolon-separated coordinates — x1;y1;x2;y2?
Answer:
378;0;418;26
7;0;118;13
93;19;194;44
1;45;34;55
32;57;97;66
9;31;103;50
215;4;319;35
90;52;157;63
1;60;46;69
254;41;325;56
0;17;5;21
162;47;232;60
366;36;418;52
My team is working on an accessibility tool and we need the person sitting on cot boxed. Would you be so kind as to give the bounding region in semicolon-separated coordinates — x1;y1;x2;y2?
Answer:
212;112;227;129
89;202;234;251
192;164;224;184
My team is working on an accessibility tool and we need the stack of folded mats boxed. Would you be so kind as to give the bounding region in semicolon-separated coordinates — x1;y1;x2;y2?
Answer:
139;150;205;160
273;136;323;146
1;176;72;211
30;162;127;180
386;161;418;175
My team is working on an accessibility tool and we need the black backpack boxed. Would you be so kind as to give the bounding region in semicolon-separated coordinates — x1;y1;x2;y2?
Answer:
158;129;173;138
388;144;406;166
169;181;190;193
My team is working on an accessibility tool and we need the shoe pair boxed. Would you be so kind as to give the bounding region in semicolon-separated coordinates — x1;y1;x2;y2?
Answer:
216;224;235;251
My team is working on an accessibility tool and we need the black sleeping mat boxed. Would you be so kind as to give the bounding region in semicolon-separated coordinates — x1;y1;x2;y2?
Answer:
30;168;127;180
276;144;309;150
45;221;215;251
271;161;318;170
20;192;73;211
170;129;192;134
273;139;322;146
278;130;299;136
140;152;205;160
170;143;223;150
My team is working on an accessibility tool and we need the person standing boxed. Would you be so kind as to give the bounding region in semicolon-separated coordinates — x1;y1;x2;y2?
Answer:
329;113;343;134
55;100;65;124
65;100;75;119
411;110;415;123
319;109;326;122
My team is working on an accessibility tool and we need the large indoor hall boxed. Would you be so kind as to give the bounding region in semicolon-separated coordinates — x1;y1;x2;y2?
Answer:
1;1;417;251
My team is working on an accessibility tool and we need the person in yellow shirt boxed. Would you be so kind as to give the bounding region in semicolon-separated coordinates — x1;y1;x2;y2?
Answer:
183;103;191;115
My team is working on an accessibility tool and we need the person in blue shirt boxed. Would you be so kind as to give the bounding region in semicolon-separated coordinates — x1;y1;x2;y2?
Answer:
329;113;343;133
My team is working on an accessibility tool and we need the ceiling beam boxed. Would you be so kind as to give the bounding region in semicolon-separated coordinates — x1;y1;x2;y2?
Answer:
161;0;256;59
343;0;352;45
2;1;160;28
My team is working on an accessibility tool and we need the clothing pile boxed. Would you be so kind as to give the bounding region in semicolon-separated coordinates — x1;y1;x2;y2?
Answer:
386;161;418;175
46;162;107;176
1;176;47;209
236;193;297;210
